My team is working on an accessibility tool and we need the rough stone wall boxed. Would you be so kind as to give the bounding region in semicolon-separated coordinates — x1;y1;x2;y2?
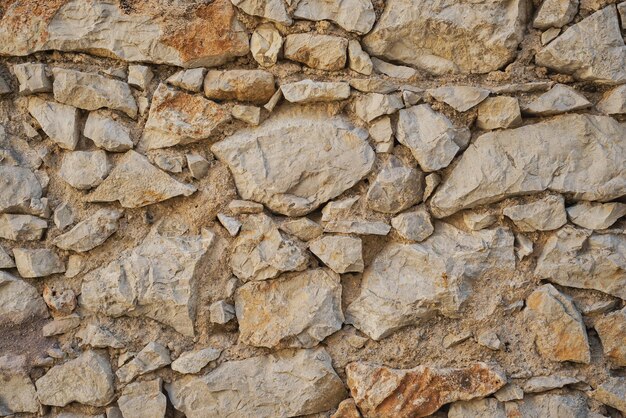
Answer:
1;0;626;417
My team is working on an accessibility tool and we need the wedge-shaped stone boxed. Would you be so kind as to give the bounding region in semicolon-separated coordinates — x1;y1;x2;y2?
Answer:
250;23;283;67
346;362;506;417
535;6;626;83
366;162;424;213
0;246;14;268
166;68;206;92
534;0;578;29
354;92;403;122
309;236;364;274
430;115;626;218
566;201;626;229
83;112;133;152
427;86;490;112
53;209;122;252
536;226;626;299
597;84;626;114
346;222;514;340
204;70;276;104
118;379;166;418
590;378;626;414
525;284;590;364
27;97;79;150
284;34;348;71
0;166;43;215
143;83;231;149
0;271;48;325
595;307;626;366
476;96;522;130
503;195;567;232
522;84;591;116
52;68;137;118
80;228;213;336
281;80;350;103
235;268;343;348
59;150;110;190
166;348;346;418
0;355;39;415
116;343;170;384
87;150;196;208
212;108;374;216
363;0;527;74
172;348;221;374
293;0;375;34
35;351;114;407
0;0;249;68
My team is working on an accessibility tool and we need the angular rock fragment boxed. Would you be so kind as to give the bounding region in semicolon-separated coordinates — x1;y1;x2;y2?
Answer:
463;211;497;231
231;104;261;125
42;285;76;316
228;199;264;214
322;196;360;222
231;0;292;25
127;65;153;91
324;220;391;236
525;284;590;363
167;348;346;418
0;245;15;268
52;68;137;118
52;209;122;252
476;96;522;130
523;375;580;393
494;384;524;402
348;40;373;75
371;57;417;79
0;214;47;241
366;161;424;213
154;154;184;173
309;235;364;273
76;325;123;349
428;86;490;112
204;69;276;104
142;83;231;149
166;68;206;93
448;398;505;418
368;116;394;152
294;0;375;34
250;23;283;67
116;342;171;384
284;34;348;71
235;268;343;348
566;201;626;229
503;195;567;232
13;62;51;94
217;213;241;236
0;355;39;415
430;115;626;218
212;108;374;216
347;222;514;339
210;300;235;324
541;27;561;45
391;206;434;242
597;84;626;114
0;77;10;95
535;6;626;83
59;151;110;190
118;379;166;418
363;0;528;74
186;153;210;179
0;0;249;68
534;0;578;29
27;98;79;150
594;307;626;366
332;398;362;418
14;248;65;278
535;226;626;299
354;92;403;123
172;347;221;374
43;314;81;336
0;166;43;215
279;217;323;241
0;271;48;324
35;351;114;407
281;80;350;103
346;362;506;417
515;393;592;417
84;112;133;152
87;150;196;208
522;84;591;116
80;228;212;336
590;377;626;413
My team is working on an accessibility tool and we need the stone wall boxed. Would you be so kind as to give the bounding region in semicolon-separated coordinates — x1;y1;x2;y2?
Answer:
0;0;625;417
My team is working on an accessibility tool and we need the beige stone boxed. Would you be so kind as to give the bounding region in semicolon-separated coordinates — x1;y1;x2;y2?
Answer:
118;379;166;418
84;112;133;152
534;0;579;29
59;151;110;190
590;377;626;413
391;206;434;242
566;201;626;229
279;217;323;241
371;57;417;79
0;271;48;325
366;161;424;213
171;348;221;374
250;24;283;67
284;34;348;71
596;84;626;114
204;69;276;104
52;209;122;252
231;0;292;25
0;214;47;241
27;97;79;150
353;92;403;122
522;84;591;116
348;40;373;75
595;307;626;366
116;342;170;384
166;68;206;92
14;248;65;278
0;355;39;415
476;96;522;130
309;235;363;273
503;195;567;232
428;86;490;112
294;0;375;34
281;80;350;103
231;104;261;125
13;62;51;94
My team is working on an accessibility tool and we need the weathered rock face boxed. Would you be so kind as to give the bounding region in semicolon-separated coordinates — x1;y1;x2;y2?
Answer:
0;0;249;68
118;379;166;418
284;34;348;71
503;195;567;232
171;348;221;374
591;378;626;413
309;235;364;273
167;348;346;418
0;355;39;415
235;268;344;348
28;97;79;150
566;201;626;229
514;393;592;417
58;150;110;190
346;222;514;340
212;108;374;216
80;228;213;336
0;166;43;215
116;342;171;384
231;0;292;26
363;0;528;74
293;0;376;34
52;209;122;252
522;84;591;116
431;114;626;218
366;162;424;214
0;271;48;325
204;70;275;104
83;112;133;152
346;362;506;417
14;248;65;278
595;307;626;366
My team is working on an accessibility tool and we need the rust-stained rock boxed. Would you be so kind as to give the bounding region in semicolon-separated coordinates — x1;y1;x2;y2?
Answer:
345;362;506;418
595;307;626;366
332;398;362;418
204;69;276;104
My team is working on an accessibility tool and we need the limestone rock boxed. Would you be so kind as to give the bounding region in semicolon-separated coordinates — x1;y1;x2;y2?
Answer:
332;398;362;418
116;342;171;384
14;248;65;278
35;351;114;407
428;86;490;112
166;68;206;93
463;211;497;231
80;228;212;336
13;62;51;94
0;355;39;415
212;108;374;216
0;166;43;215
368;116;394;152
52;68;137;118
525;284;590;364
0;214;47;241
42;314;81;337
363;0;528;74
186;153;210;179
231;0;292;25
118;379;166;418
346;362;506;417
27;97;79;150
52;209;122;252
0;245;15;268
324;220;391;236
535;6;626;83
59;151;110;190
309;235;364;273
228;199;264;214
87;150;196;208
591;377;626;413
476;96;522;130
281;80;350;103
350;79;398;95
354;93;403;122
209;300;235;324
534;0;579;29
167;348;346;418
235;268;343;347
0;0;249;68
523;375;580;393
594;307;626;365
371;57;417;79
366;162;424;213
294;0;375;34
522;84;591;116
250;23;283;67
0;271;48;325
348;40;373;75
347;222;514;340
76;325;124;349
154;155;184;173
231;104;261;125
515;393;592;417
322;196;360;222
204;70;276;104
284;34;348;71
566;201;626;229
503;195;567;232
84;112;133;152
494;384;524;402
515;233;534;260
391;206;434;242
430;114;626;218
229;214;308;281
127;65;153;91
535;226;626;299
217;213;241;236
172;348;222;374
143;83;231;149
396;104;470;172
279;217;323;241
541;27;561;44
0;76;10;95
448;398;506;418
42;285;76;316
597;84;626;114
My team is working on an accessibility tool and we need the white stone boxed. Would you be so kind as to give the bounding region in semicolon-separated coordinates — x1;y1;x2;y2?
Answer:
281;80;350;103
186;153;210;179
250;23;283;67
541;27;561;45
321;196;360;223
231;0;292;25
84;112;133;152
515;233;534;260
0;271;48;324
428;86;490;112
534;0;579;29
14;248;65;278
476;330;501;350
166;68;206;92
116;342;171;384
596;84;626;114
522;84;591;116
127;65;153;91
59;151;110;190
284;34;348;71
0;214;47;241
350;78;398;93
13;62;51;94
503;195;567;232
209;300;236;324
371;57;417;79
27;97;79;150
279;217;323;241
0;355;39;415
354;92;403;122
348;40;373;75
118;379;166;418
309;235;363;273
53;209;122;252
476;96;522;130
294;0;375;33
391;206;434;242
423;173;441;201
368;116;394;152
42;314;81;337
231;104;261;125
567;201;626;229
172;348;221;374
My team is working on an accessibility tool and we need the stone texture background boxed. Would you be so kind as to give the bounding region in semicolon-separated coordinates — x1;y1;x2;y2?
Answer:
1;0;626;417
